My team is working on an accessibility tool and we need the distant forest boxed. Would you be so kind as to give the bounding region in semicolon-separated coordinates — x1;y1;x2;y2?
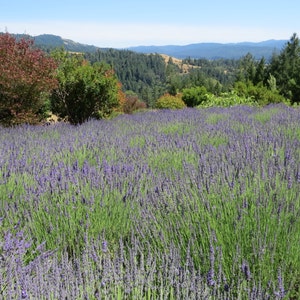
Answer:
84;49;241;106
83;33;300;107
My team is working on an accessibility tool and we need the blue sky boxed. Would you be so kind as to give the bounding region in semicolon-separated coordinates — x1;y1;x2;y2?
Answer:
1;0;299;47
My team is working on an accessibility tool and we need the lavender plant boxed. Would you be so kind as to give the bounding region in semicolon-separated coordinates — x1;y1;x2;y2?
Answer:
1;104;299;299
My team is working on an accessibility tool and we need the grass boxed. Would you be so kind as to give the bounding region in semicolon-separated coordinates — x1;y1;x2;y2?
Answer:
159;121;192;136
1;105;300;299
205;112;229;124
251;106;280;123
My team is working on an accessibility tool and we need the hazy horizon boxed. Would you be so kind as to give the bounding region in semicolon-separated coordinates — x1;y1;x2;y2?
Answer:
1;0;299;48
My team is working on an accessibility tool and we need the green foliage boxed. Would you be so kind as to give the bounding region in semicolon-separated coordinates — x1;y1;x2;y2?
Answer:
234;81;287;105
253;57;266;85
85;49;167;107
268;33;300;104
0;33;58;126
201;91;256;107
190;85;287;108
86;50;240;106
155;93;186;109
236;53;257;83
182;57;239;87
182;86;209;107
267;73;277;91
233;52;293;106
50;49;120;124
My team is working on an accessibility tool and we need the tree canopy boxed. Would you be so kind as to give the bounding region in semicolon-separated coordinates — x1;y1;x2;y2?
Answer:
50;49;121;124
0;33;58;125
269;33;300;104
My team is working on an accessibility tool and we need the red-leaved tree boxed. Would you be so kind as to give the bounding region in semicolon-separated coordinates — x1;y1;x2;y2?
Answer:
0;33;58;125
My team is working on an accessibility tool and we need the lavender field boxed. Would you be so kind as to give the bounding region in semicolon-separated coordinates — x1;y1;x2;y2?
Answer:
1;104;300;299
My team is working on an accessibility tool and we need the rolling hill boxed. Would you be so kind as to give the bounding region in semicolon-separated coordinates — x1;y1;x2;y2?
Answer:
3;33;102;53
2;32;287;59
127;40;287;59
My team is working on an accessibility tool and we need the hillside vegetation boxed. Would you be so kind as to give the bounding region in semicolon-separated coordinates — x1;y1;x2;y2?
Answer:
0;32;300;125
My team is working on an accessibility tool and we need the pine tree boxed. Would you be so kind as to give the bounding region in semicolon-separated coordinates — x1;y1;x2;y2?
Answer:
269;33;300;103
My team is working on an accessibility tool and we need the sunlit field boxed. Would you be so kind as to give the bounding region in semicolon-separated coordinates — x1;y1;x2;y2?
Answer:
1;104;300;299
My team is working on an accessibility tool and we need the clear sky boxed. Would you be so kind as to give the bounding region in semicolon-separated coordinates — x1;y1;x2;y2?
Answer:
1;0;299;48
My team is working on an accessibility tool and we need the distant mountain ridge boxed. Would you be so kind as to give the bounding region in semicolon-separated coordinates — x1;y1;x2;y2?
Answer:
34;34;102;52
2;33;287;59
3;33;101;53
127;40;287;60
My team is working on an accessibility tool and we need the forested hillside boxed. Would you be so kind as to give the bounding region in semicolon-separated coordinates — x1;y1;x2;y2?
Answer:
85;50;167;107
5;33;286;59
128;40;287;59
8;33;101;53
84;50;241;106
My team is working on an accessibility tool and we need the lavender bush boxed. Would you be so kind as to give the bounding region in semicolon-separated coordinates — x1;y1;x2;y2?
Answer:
1;104;300;299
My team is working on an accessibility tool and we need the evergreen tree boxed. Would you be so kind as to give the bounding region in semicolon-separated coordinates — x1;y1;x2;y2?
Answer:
236;53;256;83
253;57;266;85
269;33;300;103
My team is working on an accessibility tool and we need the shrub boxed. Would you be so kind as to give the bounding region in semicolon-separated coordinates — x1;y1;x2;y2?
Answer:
155;93;186;109
50;49;121;124
234;81;288;106
182;86;209;107
122;93;147;114
201;91;258;108
0;33;58;125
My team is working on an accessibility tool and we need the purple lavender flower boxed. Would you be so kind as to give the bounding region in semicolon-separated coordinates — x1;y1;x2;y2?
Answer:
241;260;251;281
1;105;300;298
207;243;215;286
21;289;28;299
207;269;216;286
102;240;108;253
274;269;285;298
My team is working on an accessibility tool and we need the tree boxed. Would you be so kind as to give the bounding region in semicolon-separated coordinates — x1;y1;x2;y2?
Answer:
253;57;266;85
0;33;58;125
155;93;186;109
269;33;300;104
50;49;121;124
236;53;256;83
234;81;286;105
